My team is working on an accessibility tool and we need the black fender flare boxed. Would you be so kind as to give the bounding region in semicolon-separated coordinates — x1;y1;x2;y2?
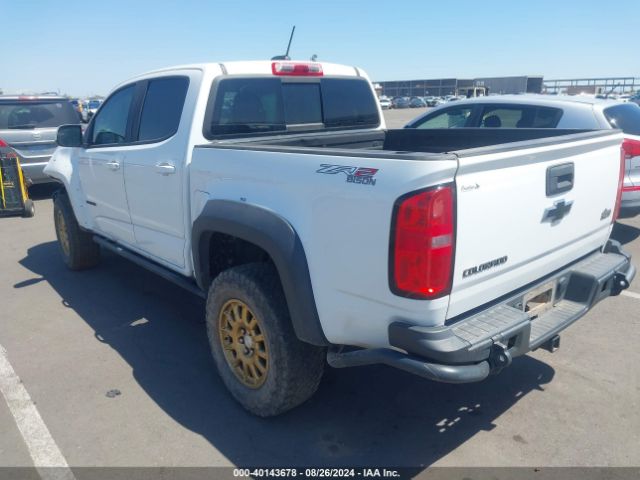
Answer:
192;200;328;346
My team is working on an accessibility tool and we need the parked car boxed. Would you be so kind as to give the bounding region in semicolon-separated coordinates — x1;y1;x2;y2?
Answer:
0;95;79;184
379;97;391;110
47;61;633;417
85;99;102;121
392;96;411;108
409;97;427;108
69;99;84;122
424;96;439;107
405;94;640;213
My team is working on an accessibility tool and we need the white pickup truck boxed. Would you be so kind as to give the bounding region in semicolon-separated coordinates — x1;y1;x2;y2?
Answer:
45;60;635;416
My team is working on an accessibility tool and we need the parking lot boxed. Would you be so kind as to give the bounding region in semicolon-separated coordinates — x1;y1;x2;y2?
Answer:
0;107;639;474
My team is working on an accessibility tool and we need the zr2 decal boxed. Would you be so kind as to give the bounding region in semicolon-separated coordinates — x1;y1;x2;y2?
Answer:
316;164;379;186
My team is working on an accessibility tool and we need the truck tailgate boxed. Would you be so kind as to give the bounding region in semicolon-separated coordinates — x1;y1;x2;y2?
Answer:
447;131;623;319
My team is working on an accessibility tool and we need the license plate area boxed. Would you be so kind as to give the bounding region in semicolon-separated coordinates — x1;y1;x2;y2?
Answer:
522;281;556;320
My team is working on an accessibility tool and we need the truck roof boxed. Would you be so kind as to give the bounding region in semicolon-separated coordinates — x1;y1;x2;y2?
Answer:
0;94;69;101
121;60;366;85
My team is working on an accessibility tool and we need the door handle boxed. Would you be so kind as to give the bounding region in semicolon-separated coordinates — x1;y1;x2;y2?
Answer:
546;162;574;196
155;162;176;175
105;160;121;171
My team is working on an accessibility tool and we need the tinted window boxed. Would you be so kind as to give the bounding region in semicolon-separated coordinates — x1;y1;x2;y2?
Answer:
282;83;322;124
0;100;79;129
604;103;640;135
210;78;285;136
91;85;135;145
207;77;379;137
138;77;189;142
480;105;562;128
414;106;474;128
321;78;379;127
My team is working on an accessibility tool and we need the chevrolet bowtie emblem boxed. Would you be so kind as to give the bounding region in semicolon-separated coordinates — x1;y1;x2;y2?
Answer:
542;199;573;223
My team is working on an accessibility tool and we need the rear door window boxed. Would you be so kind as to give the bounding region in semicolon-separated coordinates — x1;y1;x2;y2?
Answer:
0;100;79;129
604;103;640;135
206;77;379;137
413;106;474;128
479;105;563;128
137;76;190;142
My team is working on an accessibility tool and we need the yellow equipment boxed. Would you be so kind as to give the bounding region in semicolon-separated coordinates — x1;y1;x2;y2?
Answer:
0;147;35;218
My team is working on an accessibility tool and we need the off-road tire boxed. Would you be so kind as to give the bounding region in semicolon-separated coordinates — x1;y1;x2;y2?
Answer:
206;263;325;417
53;192;100;270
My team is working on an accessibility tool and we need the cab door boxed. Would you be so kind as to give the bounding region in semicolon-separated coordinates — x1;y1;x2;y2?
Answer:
78;83;138;245
122;73;195;268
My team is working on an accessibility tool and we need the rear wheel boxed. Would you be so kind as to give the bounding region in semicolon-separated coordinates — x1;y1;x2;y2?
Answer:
206;263;325;417
53;192;100;270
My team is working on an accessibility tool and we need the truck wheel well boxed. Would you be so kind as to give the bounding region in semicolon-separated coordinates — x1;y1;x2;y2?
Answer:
208;233;273;283
193;199;329;346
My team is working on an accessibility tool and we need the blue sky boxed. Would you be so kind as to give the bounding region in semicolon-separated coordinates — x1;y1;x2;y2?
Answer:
3;0;638;96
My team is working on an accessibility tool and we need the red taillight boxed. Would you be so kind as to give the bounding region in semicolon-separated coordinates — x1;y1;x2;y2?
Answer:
0;138;7;147
390;185;455;299
614;139;640;222
271;62;323;76
622;138;640;159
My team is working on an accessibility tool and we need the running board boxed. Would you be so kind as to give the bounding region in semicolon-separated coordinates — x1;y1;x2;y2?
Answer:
93;236;206;298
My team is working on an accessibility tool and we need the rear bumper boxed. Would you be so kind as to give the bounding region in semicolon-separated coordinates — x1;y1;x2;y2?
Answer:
328;240;635;383
21;161;52;184
621;187;640;210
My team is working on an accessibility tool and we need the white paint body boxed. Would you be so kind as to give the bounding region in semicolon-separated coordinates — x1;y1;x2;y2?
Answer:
45;62;623;350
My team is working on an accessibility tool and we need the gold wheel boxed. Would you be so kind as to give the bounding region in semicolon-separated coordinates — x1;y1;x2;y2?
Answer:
55;207;71;257
218;299;269;389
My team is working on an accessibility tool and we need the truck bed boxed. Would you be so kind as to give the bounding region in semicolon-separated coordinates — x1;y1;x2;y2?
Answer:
192;128;623;348
205;128;608;156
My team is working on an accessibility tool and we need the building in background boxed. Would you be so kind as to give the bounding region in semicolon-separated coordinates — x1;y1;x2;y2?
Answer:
474;76;543;95
378;75;544;97
543;77;639;95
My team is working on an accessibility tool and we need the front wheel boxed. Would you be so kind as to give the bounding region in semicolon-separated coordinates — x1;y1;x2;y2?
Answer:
206;263;325;417
53;192;100;270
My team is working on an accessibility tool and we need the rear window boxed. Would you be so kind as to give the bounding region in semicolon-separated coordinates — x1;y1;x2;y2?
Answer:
603;103;640;135
0;100;79;129
320;78;379;127
206;77;379;137
138;76;189;142
479;105;562;128
282;83;322;124
414;106;474;129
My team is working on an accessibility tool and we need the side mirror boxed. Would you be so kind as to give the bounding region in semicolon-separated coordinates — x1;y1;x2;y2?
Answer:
57;124;84;147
